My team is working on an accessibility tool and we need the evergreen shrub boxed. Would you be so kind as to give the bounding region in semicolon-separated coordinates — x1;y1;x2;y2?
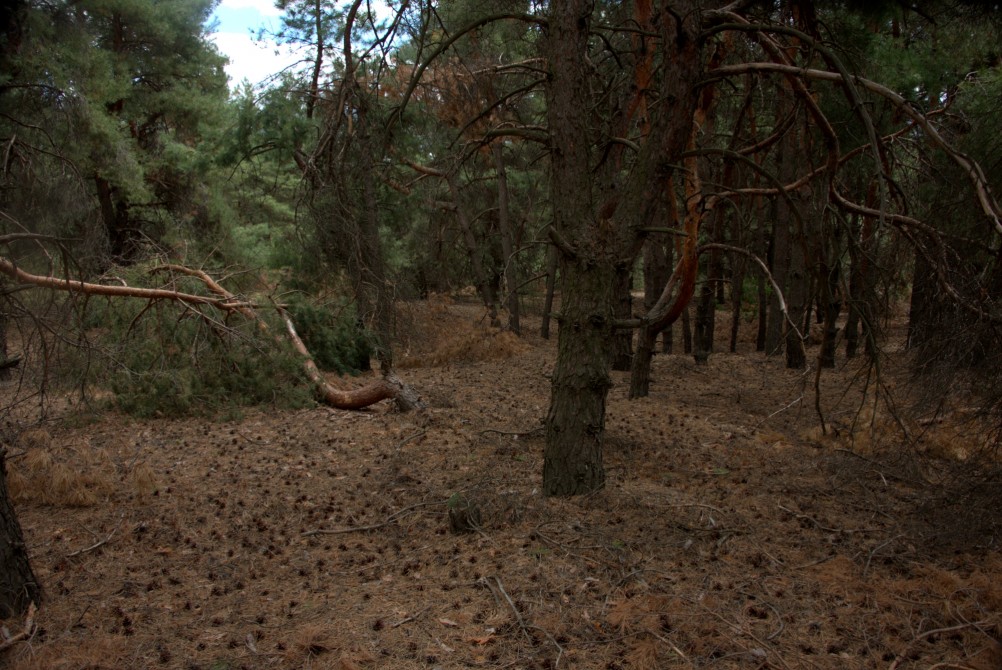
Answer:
84;295;314;418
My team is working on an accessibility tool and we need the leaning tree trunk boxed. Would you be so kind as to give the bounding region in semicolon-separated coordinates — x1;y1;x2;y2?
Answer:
0;448;41;618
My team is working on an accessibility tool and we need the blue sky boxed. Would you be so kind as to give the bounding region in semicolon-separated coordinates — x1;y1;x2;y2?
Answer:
207;0;303;89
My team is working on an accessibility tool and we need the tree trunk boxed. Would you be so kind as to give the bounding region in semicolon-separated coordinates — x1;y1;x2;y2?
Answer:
693;275;715;364
492;144;520;334
755;210;769;352
818;234;841;368
694;208;725;364
95;175;135;265
610;267;634;371
681;304;693;353
543;259;613;495
542;0;702;495
0;448;41;618
630;231;672;396
540;244;558;340
729;253;747;353
359;150;392;371
0;308;10;380
541;0;608;496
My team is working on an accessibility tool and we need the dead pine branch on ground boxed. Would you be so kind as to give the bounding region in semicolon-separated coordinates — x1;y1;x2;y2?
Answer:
0;254;423;412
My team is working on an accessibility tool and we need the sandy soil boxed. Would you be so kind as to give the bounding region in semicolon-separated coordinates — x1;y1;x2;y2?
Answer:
1;298;1000;669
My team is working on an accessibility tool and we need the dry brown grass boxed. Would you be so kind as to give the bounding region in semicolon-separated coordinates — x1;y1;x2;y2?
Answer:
9;432;115;506
6;635;129;669
395;297;529;369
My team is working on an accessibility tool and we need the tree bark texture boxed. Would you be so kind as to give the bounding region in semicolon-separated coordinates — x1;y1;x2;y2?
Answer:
542;0;702;494
492;143;520;334
543;259;614;495
610;268;634;371
0;449;42;618
540;244;558;340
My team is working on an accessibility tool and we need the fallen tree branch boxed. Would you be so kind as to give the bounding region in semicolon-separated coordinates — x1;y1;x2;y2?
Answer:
0;256;422;412
0;257;257;311
66;513;125;558
156;264;422;412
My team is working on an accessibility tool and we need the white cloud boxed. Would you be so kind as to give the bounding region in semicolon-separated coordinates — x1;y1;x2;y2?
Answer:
211;31;305;89
217;0;283;18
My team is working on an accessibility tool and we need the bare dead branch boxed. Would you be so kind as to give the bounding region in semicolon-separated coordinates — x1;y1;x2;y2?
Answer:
0;257;257;311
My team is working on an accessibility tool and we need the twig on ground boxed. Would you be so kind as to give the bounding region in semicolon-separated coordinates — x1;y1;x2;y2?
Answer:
391;606;430;628
0;601;37;653
695;600;794;670
863;534;905;577
763;602;784;641
301;499;444;536
645;629;688;661
395;430;426;451
777;504;879;535
486;576;531;642
887;621;989;670
67;512;125;558
478;427;543;438
832;448;928;487
755;394;803;428
479;575;564;667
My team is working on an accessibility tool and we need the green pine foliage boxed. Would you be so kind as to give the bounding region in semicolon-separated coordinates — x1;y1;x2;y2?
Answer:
83;294;314;418
284;298;373;376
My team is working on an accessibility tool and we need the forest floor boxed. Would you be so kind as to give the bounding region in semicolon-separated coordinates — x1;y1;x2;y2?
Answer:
1;296;1000;670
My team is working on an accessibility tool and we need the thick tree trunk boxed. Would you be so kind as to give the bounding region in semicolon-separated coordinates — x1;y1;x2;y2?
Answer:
543;259;613;495
0;449;41;618
543;0;702;494
95;175;135;265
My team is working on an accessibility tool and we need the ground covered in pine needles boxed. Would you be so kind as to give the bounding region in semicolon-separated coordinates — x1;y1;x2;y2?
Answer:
2;297;1000;670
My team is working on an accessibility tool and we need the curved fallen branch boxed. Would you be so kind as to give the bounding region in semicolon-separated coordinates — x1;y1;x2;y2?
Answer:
0;256;421;411
154;264;424;412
